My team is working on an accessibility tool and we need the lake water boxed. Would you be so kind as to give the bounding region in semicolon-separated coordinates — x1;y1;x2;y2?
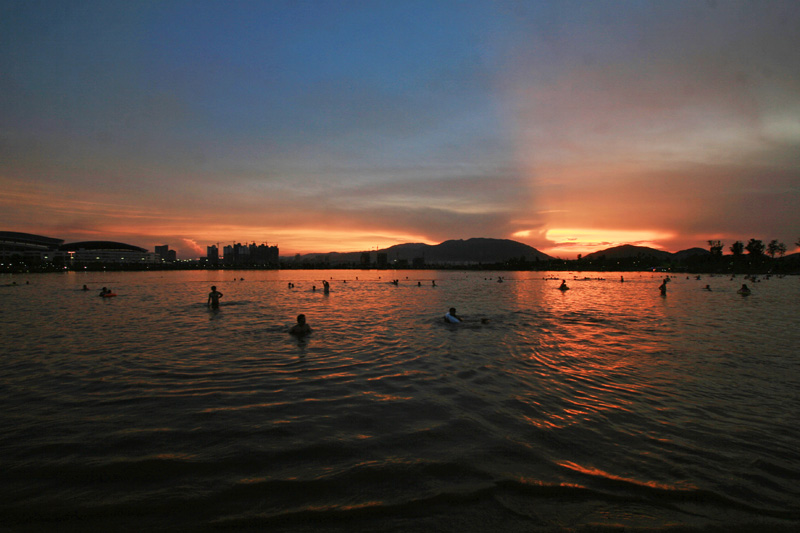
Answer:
1;270;798;532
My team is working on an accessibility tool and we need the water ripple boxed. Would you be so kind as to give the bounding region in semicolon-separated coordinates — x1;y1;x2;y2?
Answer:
1;271;798;532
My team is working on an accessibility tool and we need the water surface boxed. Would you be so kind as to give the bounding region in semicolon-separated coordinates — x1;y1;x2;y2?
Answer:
1;270;798;532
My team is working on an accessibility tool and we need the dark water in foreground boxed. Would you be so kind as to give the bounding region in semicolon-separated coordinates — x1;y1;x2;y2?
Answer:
1;270;798;532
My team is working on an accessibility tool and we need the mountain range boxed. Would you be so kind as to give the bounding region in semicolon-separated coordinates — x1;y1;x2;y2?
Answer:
291;238;551;265
288;239;712;265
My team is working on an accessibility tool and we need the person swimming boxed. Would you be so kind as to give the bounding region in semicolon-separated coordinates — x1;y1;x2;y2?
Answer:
559;280;569;290
289;313;312;335
659;280;667;295
444;307;461;323
737;284;751;295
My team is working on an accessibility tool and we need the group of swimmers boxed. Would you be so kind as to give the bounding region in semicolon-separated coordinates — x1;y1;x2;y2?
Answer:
206;285;314;335
657;276;751;296
204;274;759;335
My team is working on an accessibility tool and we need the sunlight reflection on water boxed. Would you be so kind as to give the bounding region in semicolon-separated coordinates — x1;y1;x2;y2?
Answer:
1;270;798;531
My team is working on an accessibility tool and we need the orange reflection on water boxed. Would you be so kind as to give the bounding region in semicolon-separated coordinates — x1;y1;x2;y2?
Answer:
557;460;696;491
361;390;412;402
338;500;386;511
516;476;586;490
365;370;425;382
521;413;570;430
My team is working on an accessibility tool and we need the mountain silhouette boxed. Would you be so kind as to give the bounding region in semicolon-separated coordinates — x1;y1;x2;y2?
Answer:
582;244;710;261
290;240;720;266
384;238;553;263
291;238;552;265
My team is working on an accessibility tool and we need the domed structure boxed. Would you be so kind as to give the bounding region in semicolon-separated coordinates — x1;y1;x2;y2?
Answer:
60;241;156;265
60;241;148;253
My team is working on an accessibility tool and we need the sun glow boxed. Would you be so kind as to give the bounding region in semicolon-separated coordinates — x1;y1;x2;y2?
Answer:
179;227;438;257
543;228;676;257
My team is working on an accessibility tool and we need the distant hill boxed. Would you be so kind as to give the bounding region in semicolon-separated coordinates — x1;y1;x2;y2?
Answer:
384;238;552;264
672;247;711;261
290;237;553;265
583;244;710;262
583;245;673;261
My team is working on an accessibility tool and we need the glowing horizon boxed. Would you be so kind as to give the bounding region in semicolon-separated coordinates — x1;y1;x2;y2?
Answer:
537;228;676;257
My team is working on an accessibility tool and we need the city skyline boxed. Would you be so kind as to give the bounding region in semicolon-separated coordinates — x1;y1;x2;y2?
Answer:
2;1;799;259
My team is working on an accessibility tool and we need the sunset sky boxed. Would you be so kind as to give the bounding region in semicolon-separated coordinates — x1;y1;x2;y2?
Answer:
2;0;799;258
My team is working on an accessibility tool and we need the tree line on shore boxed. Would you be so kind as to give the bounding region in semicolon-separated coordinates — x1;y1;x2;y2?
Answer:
707;238;794;260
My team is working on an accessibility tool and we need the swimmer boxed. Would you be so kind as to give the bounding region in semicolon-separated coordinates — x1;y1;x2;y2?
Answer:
82;285;89;291
322;280;330;293
737;284;751;295
289;313;312;335
658;280;667;296
559;280;569;291
444;307;461;323
207;286;223;308
99;287;110;297
704;285;712;291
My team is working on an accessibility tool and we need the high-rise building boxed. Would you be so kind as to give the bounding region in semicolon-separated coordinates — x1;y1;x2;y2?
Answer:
207;245;219;266
155;245;171;262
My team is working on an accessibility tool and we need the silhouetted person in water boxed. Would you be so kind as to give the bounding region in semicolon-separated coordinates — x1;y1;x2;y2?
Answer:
207;286;223;308
559;280;569;291
738;284;751;295
99;287;110;297
658;280;667;296
289;314;312;335
444;307;462;323
322;280;330;294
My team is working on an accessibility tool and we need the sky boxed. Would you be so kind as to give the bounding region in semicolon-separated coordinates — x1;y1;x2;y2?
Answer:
2;0;799;259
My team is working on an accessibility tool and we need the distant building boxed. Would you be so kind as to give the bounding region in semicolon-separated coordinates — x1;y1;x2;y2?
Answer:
0;231;64;264
207;245;219;266
60;241;159;265
376;252;388;267
155;244;174;263
222;242;279;267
